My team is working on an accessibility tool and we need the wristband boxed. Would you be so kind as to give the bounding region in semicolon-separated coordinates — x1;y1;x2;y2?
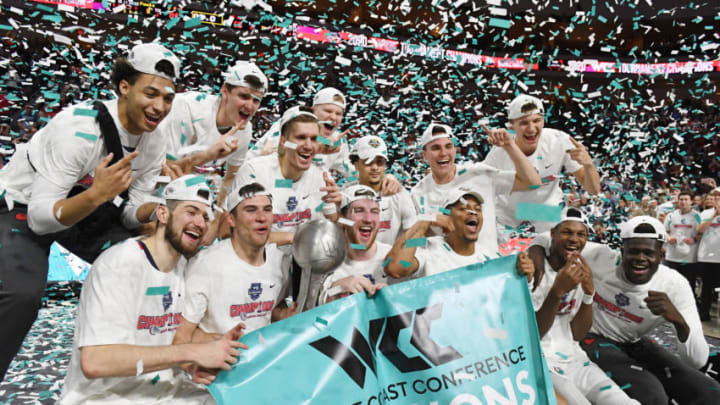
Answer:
582;293;594;305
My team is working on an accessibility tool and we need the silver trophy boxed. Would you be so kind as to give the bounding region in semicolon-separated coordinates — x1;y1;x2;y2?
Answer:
292;218;347;311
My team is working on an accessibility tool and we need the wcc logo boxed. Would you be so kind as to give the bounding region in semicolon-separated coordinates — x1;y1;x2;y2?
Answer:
248;283;263;300
615;293;630;307
162;291;173;311
286;196;298;211
308;303;461;388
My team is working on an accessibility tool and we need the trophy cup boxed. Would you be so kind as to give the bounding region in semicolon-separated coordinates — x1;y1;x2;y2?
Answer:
292;218;347;311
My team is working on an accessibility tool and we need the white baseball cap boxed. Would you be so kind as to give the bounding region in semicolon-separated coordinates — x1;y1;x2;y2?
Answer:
507;94;545;120
419;122;453;148
225;180;273;212
127;43;181;82
341;184;379;210
620;216;666;243
224;61;268;95
350;136;388;164
442;187;484;209
162;175;213;207
279;106;319;134
313;87;346;110
556;207;591;229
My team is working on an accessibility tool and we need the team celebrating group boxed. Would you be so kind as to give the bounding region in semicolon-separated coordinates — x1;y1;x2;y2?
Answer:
0;42;718;404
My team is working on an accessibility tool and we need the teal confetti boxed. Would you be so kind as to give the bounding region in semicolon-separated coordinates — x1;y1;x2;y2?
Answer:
515;203;562;222
74;108;98;117
382;258;391;267
146;286;170;296
75;132;98;142
185;176;206;187
488;18;512;29
151;374;160;384
275;179;293;188
350;243;367;250
400;260;413;268
405;237;427;248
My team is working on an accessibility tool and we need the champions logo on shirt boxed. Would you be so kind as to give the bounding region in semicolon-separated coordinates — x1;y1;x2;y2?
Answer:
556;293;576;315
230;300;276;319
274;209;312;227
287;196;298;211
249;283;263;300
137;312;182;335
162;291;173;311
594;293;643;324
378;220;391;230
615;293;630;307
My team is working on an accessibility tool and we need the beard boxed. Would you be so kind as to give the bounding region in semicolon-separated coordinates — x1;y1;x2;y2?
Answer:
165;214;199;257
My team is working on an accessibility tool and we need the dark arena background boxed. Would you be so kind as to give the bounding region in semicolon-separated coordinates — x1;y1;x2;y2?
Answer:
1;0;720;402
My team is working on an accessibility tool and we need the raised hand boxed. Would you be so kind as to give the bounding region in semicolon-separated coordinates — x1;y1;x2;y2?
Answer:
320;172;342;205
318;127;357;155
516;251;534;281
550;252;583;297
90;151;138;202
481;123;513;147
380;173;402;196
567;138;593;166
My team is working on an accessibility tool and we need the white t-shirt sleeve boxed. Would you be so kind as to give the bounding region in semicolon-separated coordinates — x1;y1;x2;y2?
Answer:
225;126;252;167
670;274;710;368
530;263;552;311
529;231;552;255
121;147;164;229
182;260;209;325
76;257;137;347
482;146;502;168
27;175;73;234
487;164;515;196
399;191;418;231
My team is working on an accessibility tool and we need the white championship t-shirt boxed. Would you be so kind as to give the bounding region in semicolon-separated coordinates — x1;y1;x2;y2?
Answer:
663;209;701;263
531;258;590;368
414;236;497;278
235;154;337;233
483;128;582;234
247;121;353;177
410;162;515;255
164;91;252;168
319;242;392;304
376;189;418;245
183;239;290;335
0;99;165;231
59;239;204;405
698;208;720;263
585;245;708;368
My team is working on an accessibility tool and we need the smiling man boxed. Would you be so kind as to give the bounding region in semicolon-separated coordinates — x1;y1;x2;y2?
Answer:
59;175;244;404
235;106;342;233
410;122;541;256
0;42;180;379
578;216;720;404
318;185;390;304
165;61;268;207
173;180;294;384
484;94;600;237
248;87;353;177
386;187;534;280
531;207;638;405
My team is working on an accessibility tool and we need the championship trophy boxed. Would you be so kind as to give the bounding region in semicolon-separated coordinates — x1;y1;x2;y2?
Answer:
292;218;347;311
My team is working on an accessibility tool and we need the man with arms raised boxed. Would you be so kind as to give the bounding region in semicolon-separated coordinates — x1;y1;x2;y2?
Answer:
318;185;390;304
173;180;294;384
410;122;541;256
532;207;638;404
484;94;600;237
348;135;416;244
580;216;720;404
386;187;534;279
59;176;243;404
0;43;180;379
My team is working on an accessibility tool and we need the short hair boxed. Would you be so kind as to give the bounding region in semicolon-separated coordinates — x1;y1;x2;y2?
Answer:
110;58;176;92
340;188;378;217
224;73;264;93
280;106;318;139
520;102;539;114
678;190;693;199
230;183;269;215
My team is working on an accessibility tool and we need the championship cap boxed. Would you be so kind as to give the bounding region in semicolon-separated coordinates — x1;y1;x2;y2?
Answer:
279;106;319;135
350;136;388;164
442;187;484;209
225;180;273;212
313;87;346;110
224;61;269;95
127;43;181;83
556;207;591;229
419;122;453;148
507;94;545;120
341;185;379;210
619;216;666;243
162;175;213;206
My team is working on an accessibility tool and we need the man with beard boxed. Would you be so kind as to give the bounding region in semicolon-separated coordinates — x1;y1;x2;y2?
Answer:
173;180;294;384
0;43;180;379
531;207;638;405
164;60;268;208
386;187;534;279
579;216;720;404
483;94;600;237
318;185;389;304
410;123;541;256
59;176;244;404
348;136;416;244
